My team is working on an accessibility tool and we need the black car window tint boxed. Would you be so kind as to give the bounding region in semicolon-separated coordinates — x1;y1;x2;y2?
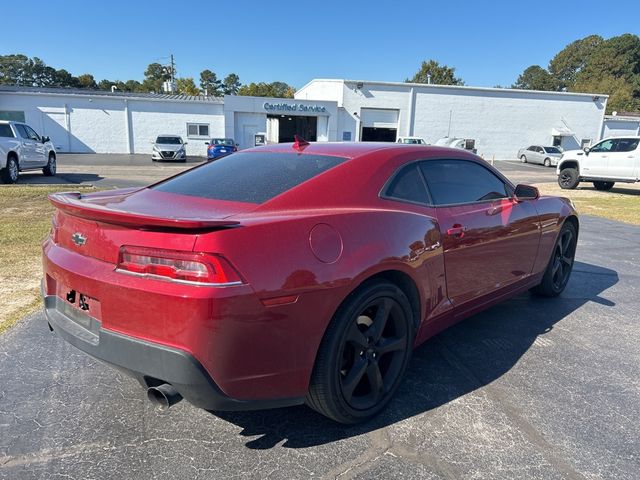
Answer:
0;124;14;138
14;124;30;139
153;152;346;204
420;160;509;206
615;138;639;152
591;139;618;152
384;164;429;204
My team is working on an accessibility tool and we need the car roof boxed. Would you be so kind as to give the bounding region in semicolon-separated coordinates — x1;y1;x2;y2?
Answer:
156;134;182;137
247;142;461;159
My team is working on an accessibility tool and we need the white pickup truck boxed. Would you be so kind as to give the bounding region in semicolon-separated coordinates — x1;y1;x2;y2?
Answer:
0;120;57;184
557;136;640;190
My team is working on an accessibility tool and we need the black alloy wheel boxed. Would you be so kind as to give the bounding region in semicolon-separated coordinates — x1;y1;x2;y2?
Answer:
558;168;579;189
339;297;409;411
532;222;578;297
593;181;615;191
43;153;56;176
307;281;414;423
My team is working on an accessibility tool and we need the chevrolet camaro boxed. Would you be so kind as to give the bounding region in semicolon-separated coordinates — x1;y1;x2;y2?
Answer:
42;141;578;424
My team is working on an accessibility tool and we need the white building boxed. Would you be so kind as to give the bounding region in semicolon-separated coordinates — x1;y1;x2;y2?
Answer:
0;80;611;159
295;79;608;158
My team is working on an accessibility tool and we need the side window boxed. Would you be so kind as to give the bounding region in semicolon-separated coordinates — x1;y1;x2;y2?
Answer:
591;139;618;152
420;160;509;206
24;125;41;141
14;124;30;139
536;147;544;153
527;146;536;151
615;138;639;152
0;124;14;138
383;164;429;204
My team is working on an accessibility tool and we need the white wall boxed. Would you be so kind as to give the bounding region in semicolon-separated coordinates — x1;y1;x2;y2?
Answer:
603;118;640;138
0;91;224;155
224;95;338;147
130;101;224;156
297;80;608;159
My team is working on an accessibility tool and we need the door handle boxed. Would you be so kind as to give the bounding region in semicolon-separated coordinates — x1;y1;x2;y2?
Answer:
447;224;467;238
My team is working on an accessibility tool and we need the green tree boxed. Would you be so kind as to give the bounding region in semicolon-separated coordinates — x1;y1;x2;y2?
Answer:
548;35;603;89
52;69;78;88
512;65;557;90
237;81;295;98
406;60;464;85
0;54;31;85
124;79;143;92
199;69;222;96
142;62;172;92
223;73;241;95
176;77;201;95
77;73;97;89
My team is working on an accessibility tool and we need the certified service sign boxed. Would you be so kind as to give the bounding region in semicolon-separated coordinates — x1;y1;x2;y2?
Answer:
263;102;327;113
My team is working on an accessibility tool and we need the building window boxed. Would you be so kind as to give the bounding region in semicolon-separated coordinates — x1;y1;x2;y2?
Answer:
552;135;562;147
0;110;26;122
187;123;209;138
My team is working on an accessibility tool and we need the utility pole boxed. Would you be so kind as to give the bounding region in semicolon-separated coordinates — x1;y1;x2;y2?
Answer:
169;54;175;83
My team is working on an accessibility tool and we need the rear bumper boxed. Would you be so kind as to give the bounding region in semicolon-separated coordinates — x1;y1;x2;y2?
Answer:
42;289;304;411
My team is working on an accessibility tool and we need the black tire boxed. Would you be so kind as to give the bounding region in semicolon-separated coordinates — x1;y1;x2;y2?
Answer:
520;155;527;163
558;168;579;189
543;158;551;167
306;280;415;424
532;222;578;297
43;153;56;176
1;155;19;184
593;181;615;191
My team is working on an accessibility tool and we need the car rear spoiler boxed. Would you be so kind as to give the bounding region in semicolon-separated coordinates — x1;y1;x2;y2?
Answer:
49;192;241;230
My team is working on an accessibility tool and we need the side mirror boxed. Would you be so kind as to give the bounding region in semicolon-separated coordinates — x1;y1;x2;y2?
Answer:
235;143;239;147
183;142;188;145
42;136;50;143
205;142;209;145
583;146;590;154
514;184;539;201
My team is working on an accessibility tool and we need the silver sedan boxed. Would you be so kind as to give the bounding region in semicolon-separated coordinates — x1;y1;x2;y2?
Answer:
517;145;562;167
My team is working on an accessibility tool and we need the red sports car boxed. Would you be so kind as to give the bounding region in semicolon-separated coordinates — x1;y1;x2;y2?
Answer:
42;142;578;424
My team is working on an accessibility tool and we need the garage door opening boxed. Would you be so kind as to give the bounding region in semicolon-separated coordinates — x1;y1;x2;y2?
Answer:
267;115;317;143
361;127;397;142
360;108;399;143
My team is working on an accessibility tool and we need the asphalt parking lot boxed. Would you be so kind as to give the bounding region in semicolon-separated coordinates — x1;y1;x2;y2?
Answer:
2;155;638;479
15;153;559;189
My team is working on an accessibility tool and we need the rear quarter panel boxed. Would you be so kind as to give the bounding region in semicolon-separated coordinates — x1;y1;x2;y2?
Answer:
192;207;447;397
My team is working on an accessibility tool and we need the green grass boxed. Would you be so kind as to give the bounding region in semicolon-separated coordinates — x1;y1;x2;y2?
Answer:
536;183;640;225
0;185;96;334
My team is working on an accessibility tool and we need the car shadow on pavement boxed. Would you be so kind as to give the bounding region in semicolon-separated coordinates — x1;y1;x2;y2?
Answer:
213;261;618;450
17;173;103;185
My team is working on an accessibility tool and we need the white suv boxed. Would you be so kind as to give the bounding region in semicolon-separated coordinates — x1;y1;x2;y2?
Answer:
557;136;640;190
0;120;57;184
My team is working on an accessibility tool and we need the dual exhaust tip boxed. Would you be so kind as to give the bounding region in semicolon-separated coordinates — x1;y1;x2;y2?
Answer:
147;383;183;410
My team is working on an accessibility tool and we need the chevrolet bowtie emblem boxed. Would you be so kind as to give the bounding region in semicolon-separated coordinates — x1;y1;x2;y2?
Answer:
71;232;87;246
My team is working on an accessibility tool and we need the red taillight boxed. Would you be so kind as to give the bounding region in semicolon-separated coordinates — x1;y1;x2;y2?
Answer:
116;246;243;286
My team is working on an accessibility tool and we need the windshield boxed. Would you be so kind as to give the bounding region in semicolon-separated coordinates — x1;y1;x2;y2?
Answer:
544;147;561;154
153;152;346;204
211;138;234;146
156;136;183;144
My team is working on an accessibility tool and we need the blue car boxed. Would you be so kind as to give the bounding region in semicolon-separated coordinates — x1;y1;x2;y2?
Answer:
206;138;237;160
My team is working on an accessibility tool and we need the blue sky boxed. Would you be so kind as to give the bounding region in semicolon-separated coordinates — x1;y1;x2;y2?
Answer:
2;0;639;89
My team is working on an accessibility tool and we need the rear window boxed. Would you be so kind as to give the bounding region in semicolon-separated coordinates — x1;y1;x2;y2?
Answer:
153;152;346;204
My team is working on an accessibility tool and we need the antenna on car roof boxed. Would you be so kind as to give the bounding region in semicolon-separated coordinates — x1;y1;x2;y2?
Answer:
293;135;310;151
